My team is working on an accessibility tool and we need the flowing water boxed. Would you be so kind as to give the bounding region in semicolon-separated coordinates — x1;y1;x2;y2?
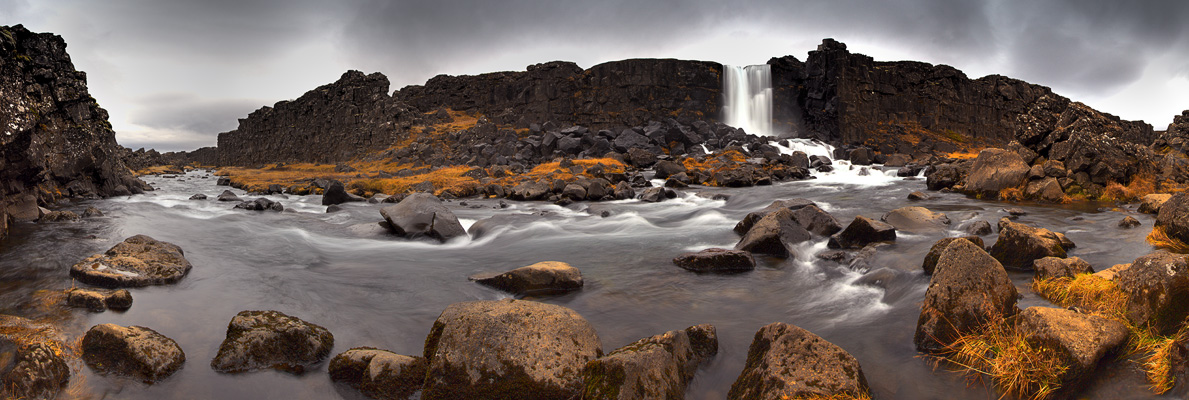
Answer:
721;64;773;137
0;159;1177;399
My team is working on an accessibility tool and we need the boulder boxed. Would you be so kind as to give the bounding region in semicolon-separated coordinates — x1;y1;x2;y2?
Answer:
734;209;812;258
732;199;817;235
466;214;540;239
234;197;284;211
189;193;207;200
1024;177;1066;202
1118;216;1141;229
855;267;899;288
1034;257;1094;280
322;181;364;205
0;315;70;400
470;261;583;295
790;204;843;236
988;218;1070;270
65;288;133;312
963;148;1030;196
653;160;687;180
907;191;929;201
81;324;185;383
1014;307;1128;385
69;235;193;287
915;239;1018;353
1155;192;1189;245
509;181;550;201
827;216;896;249
210;310;334;374
39;210;79;222
561;183;587;200
884;153;912;167
1139;193;1173;214
421;299;602;400
880;206;950;232
728;322;869;400
1113;252;1189;334
961;220;992;236
672;248;756;273
921;236;985;275
925;163;966;190
216;190;242;202
82;206;104;217
581;325;718;400
379;193;467;242
639;187;667;202
329;347;427;400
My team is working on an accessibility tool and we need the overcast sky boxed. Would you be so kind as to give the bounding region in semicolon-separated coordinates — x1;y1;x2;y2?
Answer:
3;0;1187;151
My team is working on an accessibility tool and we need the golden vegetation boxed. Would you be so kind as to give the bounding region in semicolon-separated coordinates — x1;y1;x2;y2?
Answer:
943;314;1070;400
998;187;1026;202
1147;226;1189;254
1100;174;1157;202
133;165;185;176
681;150;748;186
945;151;980;160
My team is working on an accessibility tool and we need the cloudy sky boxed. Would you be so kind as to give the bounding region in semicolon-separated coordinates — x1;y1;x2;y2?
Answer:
3;0;1187;151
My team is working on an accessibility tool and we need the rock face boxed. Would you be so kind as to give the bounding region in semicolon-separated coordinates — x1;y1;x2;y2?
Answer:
329;347;427;400
915;239;1018;354
470;261;584;295
379;193;467;242
210;310;334;374
963;148;1030;197
422;299;602;400
880;206;950;232
734;208;812;258
0;315;70;400
921;236;984;275
828;215;896;249
65;287;132;312
1015;307;1128;385
728;322;869;400
1155;192;1189;244
672;248;756;273
1113;252;1189;334
81;324;185;383
581;325;718;400
0;25;148;240
1034;256;1094;280
988;218;1070;270
68;235;193;287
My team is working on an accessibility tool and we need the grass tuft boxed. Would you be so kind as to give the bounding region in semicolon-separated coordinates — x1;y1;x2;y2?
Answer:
1032;274;1128;318
1147;226;1189;254
940;314;1069;400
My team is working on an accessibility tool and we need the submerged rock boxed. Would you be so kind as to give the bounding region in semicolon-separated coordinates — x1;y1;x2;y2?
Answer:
0;315;70;400
82;206;104;217
582;324;718;400
329;347;427;400
1118;215;1141;228
69;235;193;288
963;219;993;236
1015;307;1128;386
1034;256;1094;280
211;310;334;374
921;236;984;275
915;239;1018;354
470;261;584;295
988;218;1070;270
672;248;756;273
728;322;869;400
880;206;950;232
734;208;812;258
234;197;284;211
379;193;467;242
1114;251;1189;334
39;210;79;222
828;215;896;249
907;191;930;201
421;299;601;400
81;324;185;383
65;287;133;312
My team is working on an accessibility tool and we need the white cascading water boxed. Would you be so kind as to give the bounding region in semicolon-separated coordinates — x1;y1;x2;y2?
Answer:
721;64;905;186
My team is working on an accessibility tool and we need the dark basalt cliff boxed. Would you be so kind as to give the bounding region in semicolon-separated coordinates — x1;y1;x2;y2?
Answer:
0;25;146;239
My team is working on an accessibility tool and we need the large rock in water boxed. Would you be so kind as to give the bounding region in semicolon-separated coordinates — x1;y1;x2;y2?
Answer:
1014;307;1128;386
81;324;185;383
469;261;584;295
880;206;950;232
791;204;844;236
921;236;984;275
321;181;364;205
65;287;133;312
69;235;193;287
734;208;812;258
731;198;817;235
988;218;1070;270
1155;192;1189;245
1113;251;1189;334
672;248;756;273
421;299;602;400
379;193;467;242
728;322;869;400
329;347;427;400
963;148;1031;197
210;310;334;374
915;239;1018;354
581;325;718;400
828;215;896;249
0;315;70;400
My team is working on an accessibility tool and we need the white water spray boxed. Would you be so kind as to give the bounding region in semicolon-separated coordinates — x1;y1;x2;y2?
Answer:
722;65;773;137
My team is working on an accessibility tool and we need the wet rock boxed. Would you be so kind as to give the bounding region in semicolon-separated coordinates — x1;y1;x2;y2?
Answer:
234;197;284;211
189;193;207;200
925;163;966;190
421;299;602;400
69;235;193;287
988;218;1070;270
732;199;817;235
326;204;344;213
1155;193;1189;245
39;210;79;222
216;190;242;202
562;183;587;200
582;324;718;400
0;315;70;400
828;215;896;249
816;250;851;264
217;177;231;186
1004;207;1028;216
963;148;1031;197
379;193;467;242
613;181;635;200
963;219;994;236
1024;177;1065;202
921;236;985;275
65;288;133;312
1034;256;1094;280
790;204;843;236
83;206;104;217
728;322;869;400
81;324;185;383
1118;216;1141;228
855;267;899;288
1014;307;1128;385
1139;193;1173;214
470;261;583;295
639;187;669;202
915;239;1018;354
1114;252;1189;334
509;181;550;201
735;208;812;258
211;310;334;374
329;347;427;400
907;191;930;201
653;160;687;180
322;181;364;205
672;248;756;273
880;206;950;232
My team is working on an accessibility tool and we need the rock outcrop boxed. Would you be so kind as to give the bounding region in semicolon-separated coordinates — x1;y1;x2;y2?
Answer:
1;25;147;239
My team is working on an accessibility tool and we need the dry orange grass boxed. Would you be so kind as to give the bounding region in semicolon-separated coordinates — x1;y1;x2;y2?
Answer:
945;151;981;160
940;313;1070;400
133;165;184;176
1101;174;1158;202
681;150;750;186
349;165;480;197
998;187;1026;202
1147;226;1189;253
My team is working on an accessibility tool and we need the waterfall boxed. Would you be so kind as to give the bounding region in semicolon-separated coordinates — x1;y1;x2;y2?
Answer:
722;64;773;137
